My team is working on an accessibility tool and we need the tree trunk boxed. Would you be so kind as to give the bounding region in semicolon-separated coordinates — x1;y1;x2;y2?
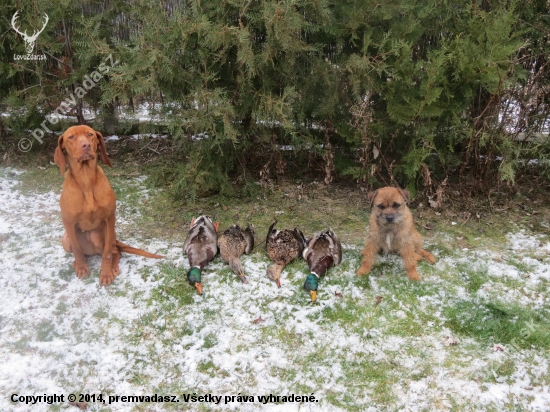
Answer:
103;101;118;135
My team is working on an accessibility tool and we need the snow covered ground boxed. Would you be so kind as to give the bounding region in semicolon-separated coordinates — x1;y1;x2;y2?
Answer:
0;167;549;411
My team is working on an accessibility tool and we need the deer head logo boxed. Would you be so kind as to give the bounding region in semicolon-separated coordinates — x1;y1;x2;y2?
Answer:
11;11;49;54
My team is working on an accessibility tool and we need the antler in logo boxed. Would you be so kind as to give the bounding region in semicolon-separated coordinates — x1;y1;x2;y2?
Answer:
11;11;49;54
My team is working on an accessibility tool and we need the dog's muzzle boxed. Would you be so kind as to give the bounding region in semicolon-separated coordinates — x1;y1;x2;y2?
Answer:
385;214;395;223
77;153;95;162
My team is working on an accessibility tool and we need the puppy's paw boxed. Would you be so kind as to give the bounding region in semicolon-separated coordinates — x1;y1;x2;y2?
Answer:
356;263;372;276
420;249;436;264
72;261;90;279
406;269;421;281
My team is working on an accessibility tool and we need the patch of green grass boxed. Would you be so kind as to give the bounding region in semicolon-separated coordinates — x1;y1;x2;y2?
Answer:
270;327;305;350
35;319;59;342
429;242;455;258
494;359;516;378
453;262;489;293
498;277;526;292
202;334;217;349
56;267;74;281
129;373;149;386
444;299;550;349
320;300;364;325
337;356;397;407
197;360;216;375
270;366;298;382
9;164;63;194
9;338;29;355
55;301;68;316
467;271;489;293
535;278;550;294
318;267;446;338
506;258;535;274
94;308;109;319
436;218;512;254
153;264;195;306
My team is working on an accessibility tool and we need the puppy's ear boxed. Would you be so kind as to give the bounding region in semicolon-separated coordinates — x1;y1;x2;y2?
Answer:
54;134;66;175
95;131;112;167
397;188;411;204
367;189;379;208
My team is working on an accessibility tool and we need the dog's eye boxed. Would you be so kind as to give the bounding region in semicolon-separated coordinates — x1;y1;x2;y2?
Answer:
377;205;385;210
68;135;75;140
393;203;401;208
87;132;93;137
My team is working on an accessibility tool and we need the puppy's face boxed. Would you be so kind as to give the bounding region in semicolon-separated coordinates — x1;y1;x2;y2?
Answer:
368;187;410;225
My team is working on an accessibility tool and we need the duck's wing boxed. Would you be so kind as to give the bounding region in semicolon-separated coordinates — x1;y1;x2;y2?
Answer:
183;222;203;254
306;232;331;269
244;223;255;254
217;232;230;259
303;230;323;260
328;227;342;266
292;227;307;256
188;242;217;269
205;225;219;252
265;220;278;250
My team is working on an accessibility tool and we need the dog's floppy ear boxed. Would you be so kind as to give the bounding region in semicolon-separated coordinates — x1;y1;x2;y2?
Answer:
54;134;66;175
367;189;379;208
95;131;112;167
397;188;411;204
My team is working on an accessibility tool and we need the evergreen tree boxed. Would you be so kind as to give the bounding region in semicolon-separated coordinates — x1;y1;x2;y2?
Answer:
1;0;548;195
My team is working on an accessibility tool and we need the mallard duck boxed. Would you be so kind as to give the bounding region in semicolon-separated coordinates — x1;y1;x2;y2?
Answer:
265;220;306;287
303;227;342;301
182;215;219;295
218;224;255;284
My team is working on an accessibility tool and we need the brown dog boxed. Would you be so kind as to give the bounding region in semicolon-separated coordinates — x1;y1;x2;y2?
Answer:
356;187;436;280
54;125;163;285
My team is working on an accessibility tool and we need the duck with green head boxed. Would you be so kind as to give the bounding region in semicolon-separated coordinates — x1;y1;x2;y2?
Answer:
183;215;219;295
218;223;255;284
265;220;306;288
303;227;342;301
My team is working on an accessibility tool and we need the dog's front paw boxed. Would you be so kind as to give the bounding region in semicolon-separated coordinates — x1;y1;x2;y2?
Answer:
420;249;436;264
406;269;421;281
72;261;90;279
99;268;118;286
112;262;121;277
356;263;372;276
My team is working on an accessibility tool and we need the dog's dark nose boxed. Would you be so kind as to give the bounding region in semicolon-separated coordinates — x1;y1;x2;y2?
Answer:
385;214;395;223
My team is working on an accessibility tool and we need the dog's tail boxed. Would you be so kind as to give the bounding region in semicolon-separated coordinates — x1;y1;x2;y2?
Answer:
116;240;164;259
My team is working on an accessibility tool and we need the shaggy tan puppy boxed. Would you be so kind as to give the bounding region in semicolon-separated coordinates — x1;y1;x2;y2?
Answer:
356;187;436;280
